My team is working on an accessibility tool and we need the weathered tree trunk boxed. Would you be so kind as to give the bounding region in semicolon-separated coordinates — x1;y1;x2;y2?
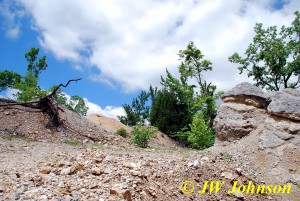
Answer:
0;78;81;128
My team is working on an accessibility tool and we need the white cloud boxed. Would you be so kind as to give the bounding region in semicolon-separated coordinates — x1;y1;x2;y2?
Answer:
6;88;18;99
84;98;125;119
55;93;124;119
0;88;18;100
17;0;300;92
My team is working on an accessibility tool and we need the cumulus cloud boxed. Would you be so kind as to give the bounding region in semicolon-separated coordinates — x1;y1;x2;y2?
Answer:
16;0;300;92
84;98;125;119
50;92;123;119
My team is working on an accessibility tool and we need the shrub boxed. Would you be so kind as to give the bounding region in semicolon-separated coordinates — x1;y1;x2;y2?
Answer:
187;113;214;150
131;126;156;148
116;128;128;138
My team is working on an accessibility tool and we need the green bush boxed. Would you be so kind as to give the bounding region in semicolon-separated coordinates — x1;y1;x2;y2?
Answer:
131;126;156;148
187;113;214;150
116;128;128;138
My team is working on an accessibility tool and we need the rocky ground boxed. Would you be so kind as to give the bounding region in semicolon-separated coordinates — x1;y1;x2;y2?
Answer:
0;136;283;201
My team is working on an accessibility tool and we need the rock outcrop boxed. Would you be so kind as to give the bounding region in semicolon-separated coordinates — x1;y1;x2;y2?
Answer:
268;88;300;121
213;82;300;200
221;82;269;108
214;83;300;142
214;103;267;141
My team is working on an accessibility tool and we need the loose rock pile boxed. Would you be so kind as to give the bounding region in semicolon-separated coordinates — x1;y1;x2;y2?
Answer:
0;139;271;201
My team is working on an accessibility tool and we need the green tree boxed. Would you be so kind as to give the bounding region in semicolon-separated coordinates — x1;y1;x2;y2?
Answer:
50;85;88;116
0;48;88;115
0;48;48;101
229;11;300;91
187;113;214;150
150;70;194;140
118;90;150;126
178;41;220;127
178;41;213;95
0;70;22;91
150;89;191;138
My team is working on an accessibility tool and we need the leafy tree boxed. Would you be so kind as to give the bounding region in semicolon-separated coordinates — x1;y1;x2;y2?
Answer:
150;88;191;138
229;11;300;91
178;42;220;127
0;48;88;115
178;41;213;96
0;70;22;91
150;69;195;142
118;104;140;126
118;90;150;126
0;48;48;102
50;85;88;116
187;113;214;150
160;69;194;108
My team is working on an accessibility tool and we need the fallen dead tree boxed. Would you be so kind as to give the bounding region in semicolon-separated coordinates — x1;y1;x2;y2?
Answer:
0;78;82;127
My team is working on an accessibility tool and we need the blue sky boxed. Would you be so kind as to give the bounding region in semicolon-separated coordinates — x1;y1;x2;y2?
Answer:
0;0;298;118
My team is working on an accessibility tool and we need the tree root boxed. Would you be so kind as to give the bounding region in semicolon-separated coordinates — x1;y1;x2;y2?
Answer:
0;78;82;128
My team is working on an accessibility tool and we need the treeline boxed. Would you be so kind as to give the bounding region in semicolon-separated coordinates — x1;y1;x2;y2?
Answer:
118;42;222;149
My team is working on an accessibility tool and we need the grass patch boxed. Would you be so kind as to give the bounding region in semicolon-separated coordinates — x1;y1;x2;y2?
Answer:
3;133;32;142
220;152;232;160
64;139;81;147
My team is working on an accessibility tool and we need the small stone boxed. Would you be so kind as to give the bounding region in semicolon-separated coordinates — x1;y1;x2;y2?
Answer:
4;111;10;115
200;157;209;165
0;185;5;193
110;188;119;196
39;167;52;174
61;167;73;175
236;168;242;175
193;160;199;167
129;162;137;169
39;195;48;201
221;172;235;180
123;189;132;201
130;170;140;176
74;163;85;173
91;167;103;175
201;156;209;162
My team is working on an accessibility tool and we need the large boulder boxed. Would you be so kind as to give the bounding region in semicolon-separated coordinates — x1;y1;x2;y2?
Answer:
221;82;269;108
215;83;300;142
267;88;300;121
214;103;267;141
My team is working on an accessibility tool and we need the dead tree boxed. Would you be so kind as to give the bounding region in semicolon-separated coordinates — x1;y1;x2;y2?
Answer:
0;78;82;127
